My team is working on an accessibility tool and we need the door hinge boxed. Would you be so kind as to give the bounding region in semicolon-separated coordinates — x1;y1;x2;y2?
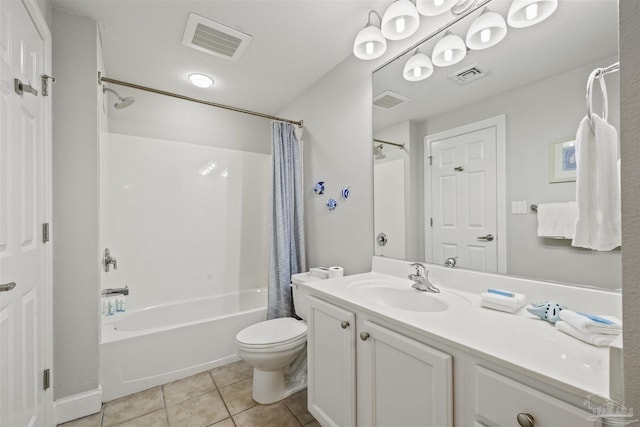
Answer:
41;75;56;97
428;155;433;166
42;223;50;243
43;369;50;390
430;218;433;227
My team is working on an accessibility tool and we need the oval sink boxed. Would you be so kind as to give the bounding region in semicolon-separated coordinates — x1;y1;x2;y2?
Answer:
349;281;448;312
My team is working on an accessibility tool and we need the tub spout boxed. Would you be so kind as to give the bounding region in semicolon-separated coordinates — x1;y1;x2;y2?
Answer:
102;286;129;296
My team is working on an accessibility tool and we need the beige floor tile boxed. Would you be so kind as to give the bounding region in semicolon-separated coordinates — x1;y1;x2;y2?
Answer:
233;402;302;427
113;409;168;427
303;421;321;427
103;387;164;427
218;378;257;415
209;418;235;427
57;412;102;427
163;371;216;406
166;390;229;427
211;360;253;387
283;389;314;426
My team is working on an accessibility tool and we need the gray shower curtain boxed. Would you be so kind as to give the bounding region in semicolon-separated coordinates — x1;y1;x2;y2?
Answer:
267;121;306;319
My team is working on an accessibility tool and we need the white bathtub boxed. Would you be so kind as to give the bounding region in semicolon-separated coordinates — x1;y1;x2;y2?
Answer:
100;289;267;402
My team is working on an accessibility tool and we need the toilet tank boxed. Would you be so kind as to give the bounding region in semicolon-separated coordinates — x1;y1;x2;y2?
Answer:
291;273;324;321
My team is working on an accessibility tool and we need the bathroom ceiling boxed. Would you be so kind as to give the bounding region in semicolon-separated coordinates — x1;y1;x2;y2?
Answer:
52;0;387;114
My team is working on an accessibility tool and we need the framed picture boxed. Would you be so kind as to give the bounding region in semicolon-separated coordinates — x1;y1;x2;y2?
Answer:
549;137;577;183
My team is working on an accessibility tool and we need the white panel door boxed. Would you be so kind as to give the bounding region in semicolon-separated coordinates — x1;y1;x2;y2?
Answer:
357;321;452;427
307;297;356;427
430;127;497;272
0;1;47;426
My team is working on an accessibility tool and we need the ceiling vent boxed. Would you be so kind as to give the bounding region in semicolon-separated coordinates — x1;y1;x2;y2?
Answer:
448;63;491;85
373;90;410;110
182;13;252;61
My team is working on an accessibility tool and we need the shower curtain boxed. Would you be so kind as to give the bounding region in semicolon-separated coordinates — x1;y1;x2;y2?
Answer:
267;121;306;319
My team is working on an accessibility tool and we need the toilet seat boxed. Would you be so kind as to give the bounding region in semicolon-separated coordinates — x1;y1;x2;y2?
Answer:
236;318;307;350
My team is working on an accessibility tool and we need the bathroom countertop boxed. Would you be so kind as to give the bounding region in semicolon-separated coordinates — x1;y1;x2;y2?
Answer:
301;271;613;403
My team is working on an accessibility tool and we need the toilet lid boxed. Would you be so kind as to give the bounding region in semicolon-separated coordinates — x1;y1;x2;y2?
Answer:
237;318;307;346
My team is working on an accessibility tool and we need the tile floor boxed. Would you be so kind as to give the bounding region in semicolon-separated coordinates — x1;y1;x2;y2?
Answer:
58;360;320;427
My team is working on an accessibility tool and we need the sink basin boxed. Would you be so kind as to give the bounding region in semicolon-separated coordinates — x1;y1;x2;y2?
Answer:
348;280;448;312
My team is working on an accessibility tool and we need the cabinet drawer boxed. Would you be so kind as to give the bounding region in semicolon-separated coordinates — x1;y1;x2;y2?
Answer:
474;366;598;427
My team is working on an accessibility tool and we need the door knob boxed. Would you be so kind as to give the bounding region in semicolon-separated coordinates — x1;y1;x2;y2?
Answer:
0;282;17;292
477;234;494;242
376;233;388;246
516;413;534;427
14;78;38;96
454;166;464;171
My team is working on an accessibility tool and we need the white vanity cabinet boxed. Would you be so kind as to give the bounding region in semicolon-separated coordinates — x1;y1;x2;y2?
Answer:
307;296;453;427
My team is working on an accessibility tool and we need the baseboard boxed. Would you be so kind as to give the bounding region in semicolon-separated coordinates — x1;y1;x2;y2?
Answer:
54;385;102;424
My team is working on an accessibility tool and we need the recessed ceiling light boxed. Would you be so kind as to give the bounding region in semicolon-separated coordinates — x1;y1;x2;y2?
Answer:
188;73;214;88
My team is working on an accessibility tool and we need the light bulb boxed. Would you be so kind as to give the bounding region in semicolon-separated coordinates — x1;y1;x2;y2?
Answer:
395;16;406;33
434;0;444;6
480;28;491;43
365;41;374;55
413;67;421;78
525;3;538;20
444;49;453;62
188;73;214;88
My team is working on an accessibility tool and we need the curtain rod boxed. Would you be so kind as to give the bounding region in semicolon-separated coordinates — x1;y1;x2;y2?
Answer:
99;75;303;127
374;138;404;149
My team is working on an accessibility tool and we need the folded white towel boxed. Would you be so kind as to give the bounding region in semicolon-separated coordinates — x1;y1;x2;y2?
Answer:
556;321;619;347
536;202;577;239
572;114;621;251
558;310;621;335
480;291;526;313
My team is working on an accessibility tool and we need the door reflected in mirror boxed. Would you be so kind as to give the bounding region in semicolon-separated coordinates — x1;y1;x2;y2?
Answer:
373;0;621;290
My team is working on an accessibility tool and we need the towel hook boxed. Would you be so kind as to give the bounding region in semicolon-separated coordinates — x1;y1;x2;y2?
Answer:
586;68;609;134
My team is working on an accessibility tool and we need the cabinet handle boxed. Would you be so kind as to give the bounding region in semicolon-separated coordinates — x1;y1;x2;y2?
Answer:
340;321;349;329
516;413;534;427
360;332;370;341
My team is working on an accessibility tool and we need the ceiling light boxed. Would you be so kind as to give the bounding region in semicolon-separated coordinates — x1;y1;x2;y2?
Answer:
465;9;507;50
507;0;558;28
381;0;420;40
188;73;214;88
432;32;467;67
403;51;433;81
416;0;458;16
353;11;387;60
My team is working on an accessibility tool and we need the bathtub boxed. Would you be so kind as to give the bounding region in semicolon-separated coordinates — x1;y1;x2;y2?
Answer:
100;288;267;402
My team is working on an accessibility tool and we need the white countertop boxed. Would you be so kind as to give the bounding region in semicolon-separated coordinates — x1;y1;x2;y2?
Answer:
301;270;613;402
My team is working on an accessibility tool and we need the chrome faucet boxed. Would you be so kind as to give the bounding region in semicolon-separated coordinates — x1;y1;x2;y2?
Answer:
408;263;440;293
104;248;118;273
102;286;129;296
444;256;458;268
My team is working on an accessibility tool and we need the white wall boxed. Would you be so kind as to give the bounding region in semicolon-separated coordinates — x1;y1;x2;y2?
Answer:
620;0;640;413
100;133;270;310
424;58;621;289
52;8;100;400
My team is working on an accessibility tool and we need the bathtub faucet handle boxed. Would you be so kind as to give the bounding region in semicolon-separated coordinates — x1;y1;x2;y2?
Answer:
104;248;118;273
102;286;129;296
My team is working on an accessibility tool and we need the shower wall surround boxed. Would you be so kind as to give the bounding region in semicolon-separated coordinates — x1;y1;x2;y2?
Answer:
100;132;270;309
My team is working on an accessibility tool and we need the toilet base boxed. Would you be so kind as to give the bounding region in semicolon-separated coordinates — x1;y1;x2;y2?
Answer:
252;369;307;404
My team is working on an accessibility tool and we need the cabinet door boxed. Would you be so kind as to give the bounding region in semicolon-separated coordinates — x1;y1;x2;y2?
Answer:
358;321;453;427
308;296;356;427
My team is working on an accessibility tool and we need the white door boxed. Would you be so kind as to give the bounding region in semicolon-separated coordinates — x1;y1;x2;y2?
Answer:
307;297;356;427
0;1;48;426
357;321;452;427
429;126;498;272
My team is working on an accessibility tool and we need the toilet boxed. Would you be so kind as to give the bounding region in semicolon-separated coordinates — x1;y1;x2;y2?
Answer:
236;272;324;404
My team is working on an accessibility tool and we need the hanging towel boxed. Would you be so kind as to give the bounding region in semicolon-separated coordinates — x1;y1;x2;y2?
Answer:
572;114;621;251
536;202;577;239
556;321;619;347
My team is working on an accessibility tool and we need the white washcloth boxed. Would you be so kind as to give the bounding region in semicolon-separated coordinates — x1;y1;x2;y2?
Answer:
572;114;621;251
556;321;618;347
536;202;577;239
480;291;526;313
558;310;621;335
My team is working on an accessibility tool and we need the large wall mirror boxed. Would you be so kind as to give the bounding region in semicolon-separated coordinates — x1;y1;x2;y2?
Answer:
373;0;621;290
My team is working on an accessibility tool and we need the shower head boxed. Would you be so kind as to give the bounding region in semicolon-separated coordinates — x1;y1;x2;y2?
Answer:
103;86;135;109
373;144;386;160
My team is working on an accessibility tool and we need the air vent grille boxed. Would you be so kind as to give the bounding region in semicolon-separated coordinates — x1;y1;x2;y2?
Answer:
373;90;410;110
448;63;491;85
182;13;252;61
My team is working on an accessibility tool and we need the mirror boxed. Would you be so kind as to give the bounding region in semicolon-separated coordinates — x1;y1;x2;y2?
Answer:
373;0;621;289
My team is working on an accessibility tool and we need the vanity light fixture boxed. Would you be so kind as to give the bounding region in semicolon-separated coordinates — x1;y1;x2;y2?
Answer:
465;8;508;50
507;0;558;28
403;50;433;81
381;0;420;40
353;11;387;60
188;73;214;88
432;31;467;67
416;0;458;16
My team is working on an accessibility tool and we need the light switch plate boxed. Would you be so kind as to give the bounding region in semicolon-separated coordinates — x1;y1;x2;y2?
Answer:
511;201;528;214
